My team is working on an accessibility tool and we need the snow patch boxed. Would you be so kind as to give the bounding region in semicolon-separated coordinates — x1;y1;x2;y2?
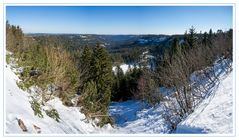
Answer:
112;64;136;74
109;101;170;134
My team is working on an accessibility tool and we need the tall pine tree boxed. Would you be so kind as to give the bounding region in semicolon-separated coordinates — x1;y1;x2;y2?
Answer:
188;26;197;48
80;44;113;126
208;29;213;47
79;46;93;92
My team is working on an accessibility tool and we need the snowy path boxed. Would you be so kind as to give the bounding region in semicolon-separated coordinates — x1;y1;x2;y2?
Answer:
109;101;170;134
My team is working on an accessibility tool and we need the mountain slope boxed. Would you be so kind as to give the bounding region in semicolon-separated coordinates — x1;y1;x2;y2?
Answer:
176;71;233;134
5;60;233;134
5;62;169;134
5;64;113;134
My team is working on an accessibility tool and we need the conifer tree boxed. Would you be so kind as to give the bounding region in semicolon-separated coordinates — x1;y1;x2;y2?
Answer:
187;26;197;48
202;32;208;46
79;46;93;91
80;44;113;126
80;80;98;113
111;65;124;101
90;44;113;106
169;37;180;62
208;29;213;47
80;46;92;70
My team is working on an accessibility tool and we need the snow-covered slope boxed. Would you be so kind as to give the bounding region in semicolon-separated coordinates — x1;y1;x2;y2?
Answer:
5;62;169;134
5;58;233;134
176;71;233;134
109;101;170;134
5;64;114;134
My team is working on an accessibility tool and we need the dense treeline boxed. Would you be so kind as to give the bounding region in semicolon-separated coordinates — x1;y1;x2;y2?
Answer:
111;66;162;105
110;47;145;65
111;66;142;101
32;33;165;66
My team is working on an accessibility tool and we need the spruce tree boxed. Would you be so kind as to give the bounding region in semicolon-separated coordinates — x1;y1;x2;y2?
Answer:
80;46;92;70
79;46;93;92
202;32;208;46
80;43;113;126
169;37;180;62
90;44;113;106
111;65;124;101
80;80;98;113
208;29;213;47
188;26;197;48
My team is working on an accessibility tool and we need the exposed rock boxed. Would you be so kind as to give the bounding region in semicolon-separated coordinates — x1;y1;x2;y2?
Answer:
33;124;41;133
17;118;27;132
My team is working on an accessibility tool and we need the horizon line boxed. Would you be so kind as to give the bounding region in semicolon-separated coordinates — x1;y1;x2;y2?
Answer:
24;28;232;36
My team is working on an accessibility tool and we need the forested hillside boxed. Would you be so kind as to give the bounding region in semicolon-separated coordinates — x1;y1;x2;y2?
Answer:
6;21;233;133
6;21;113;126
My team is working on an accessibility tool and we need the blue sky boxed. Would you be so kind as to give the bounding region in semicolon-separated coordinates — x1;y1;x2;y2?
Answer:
6;6;232;35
